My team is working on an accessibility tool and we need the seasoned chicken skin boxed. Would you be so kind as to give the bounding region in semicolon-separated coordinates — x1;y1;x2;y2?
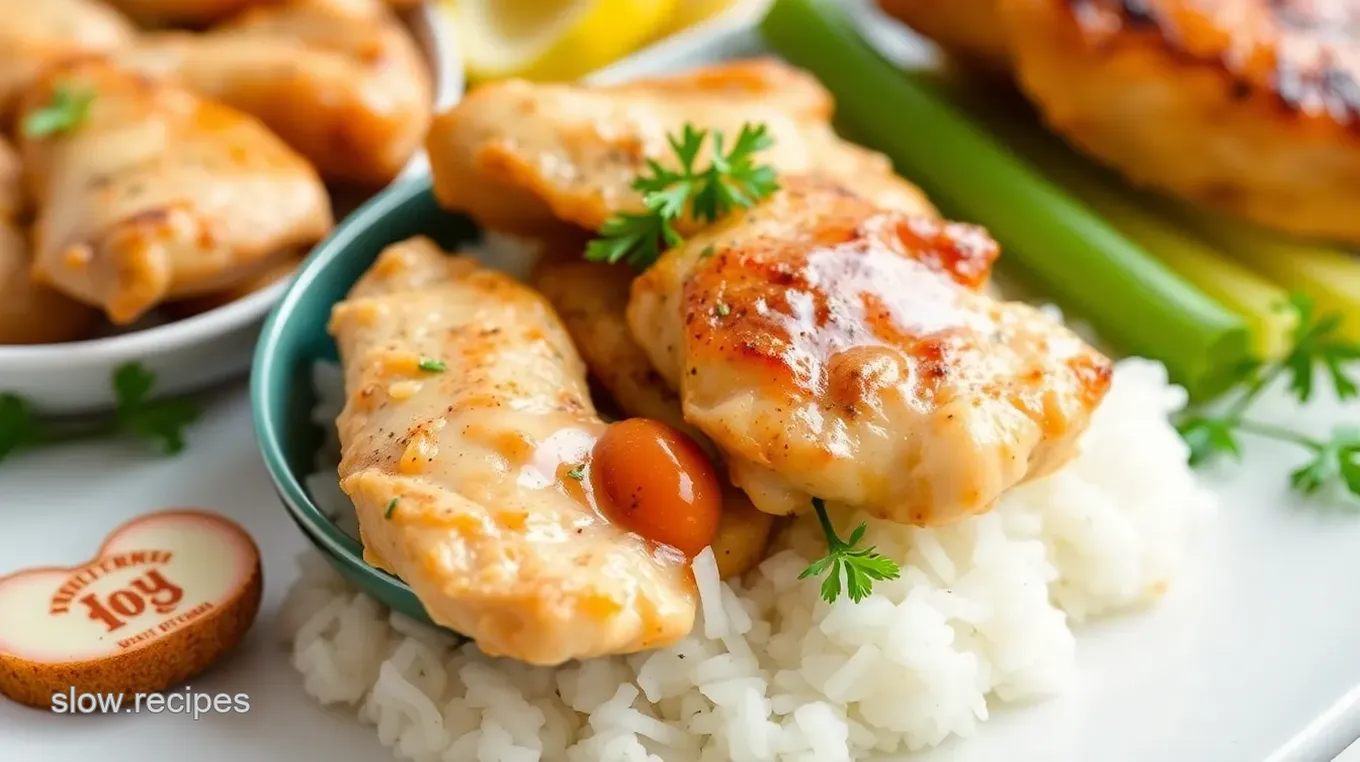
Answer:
329;237;697;665
533;257;776;581
996;0;1360;242
0;0;134;120
18;60;333;325
117;0;431;188
426;59;937;234
629;177;1113;526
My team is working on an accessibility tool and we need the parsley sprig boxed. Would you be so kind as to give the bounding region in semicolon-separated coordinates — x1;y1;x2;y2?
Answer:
799;497;901;603
0;362;200;464
585;123;778;270
22;82;94;138
1177;293;1360;499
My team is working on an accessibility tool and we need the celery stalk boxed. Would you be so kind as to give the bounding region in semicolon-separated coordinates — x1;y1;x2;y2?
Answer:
760;0;1250;398
929;89;1297;359
1169;212;1360;343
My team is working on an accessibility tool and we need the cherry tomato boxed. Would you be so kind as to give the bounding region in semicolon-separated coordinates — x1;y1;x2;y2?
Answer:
591;418;721;557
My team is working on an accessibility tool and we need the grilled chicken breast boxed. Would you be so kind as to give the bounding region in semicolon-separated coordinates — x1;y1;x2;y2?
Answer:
629;176;1113;526
996;0;1360;242
118;0;431;188
877;0;1012;72
425;58;937;235
18;60;333;324
533;257;776;580
329;236;697;665
0;0;134;120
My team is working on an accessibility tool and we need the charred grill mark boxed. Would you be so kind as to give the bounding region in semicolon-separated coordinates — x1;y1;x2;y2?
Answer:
1062;0;1360;123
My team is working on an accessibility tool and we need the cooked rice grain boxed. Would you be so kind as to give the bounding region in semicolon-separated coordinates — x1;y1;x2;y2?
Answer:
283;358;1214;761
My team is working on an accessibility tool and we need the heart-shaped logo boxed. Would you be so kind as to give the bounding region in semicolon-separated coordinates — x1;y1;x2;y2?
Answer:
0;509;261;709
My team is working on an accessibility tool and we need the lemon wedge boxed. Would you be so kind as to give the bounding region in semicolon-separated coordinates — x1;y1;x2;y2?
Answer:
446;0;679;82
659;0;741;35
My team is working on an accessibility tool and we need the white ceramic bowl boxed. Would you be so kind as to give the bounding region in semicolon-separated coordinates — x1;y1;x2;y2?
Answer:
0;2;463;416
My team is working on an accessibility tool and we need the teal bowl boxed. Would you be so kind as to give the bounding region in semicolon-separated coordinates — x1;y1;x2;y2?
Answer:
250;177;478;626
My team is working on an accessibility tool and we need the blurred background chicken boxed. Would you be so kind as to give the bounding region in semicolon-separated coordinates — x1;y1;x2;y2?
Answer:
876;0;1360;245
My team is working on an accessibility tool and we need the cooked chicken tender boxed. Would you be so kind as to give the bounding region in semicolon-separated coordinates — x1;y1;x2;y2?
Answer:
425;59;937;235
329;236;698;665
628;176;1113;527
997;0;1360;242
877;0;1011;72
0;220;96;345
103;0;276;26
163;253;299;319
0;139;24;222
118;0;431;188
18;60;333;325
0;0;134;120
533;257;776;580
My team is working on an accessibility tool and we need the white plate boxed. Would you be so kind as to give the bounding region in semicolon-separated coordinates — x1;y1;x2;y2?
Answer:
589;18;1360;762
0;2;464;417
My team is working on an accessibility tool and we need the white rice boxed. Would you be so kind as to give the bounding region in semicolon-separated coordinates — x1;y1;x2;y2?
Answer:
283;357;1214;761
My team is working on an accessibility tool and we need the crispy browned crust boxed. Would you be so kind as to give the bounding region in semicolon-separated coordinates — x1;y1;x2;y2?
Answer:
1049;0;1360;127
1000;0;1360;241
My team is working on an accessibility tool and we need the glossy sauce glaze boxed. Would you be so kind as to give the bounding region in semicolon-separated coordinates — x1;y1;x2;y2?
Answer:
628;176;1112;527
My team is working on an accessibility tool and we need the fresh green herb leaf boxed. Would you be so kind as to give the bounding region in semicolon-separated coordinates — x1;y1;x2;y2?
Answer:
385;498;399;518
23;83;94;138
798;497;901;604
1177;293;1360;502
566;464;585;480
585;122;777;271
585;209;681;270
113;363;200;454
0;394;40;461
1175;415;1240;467
418;358;447;373
0;362;200;465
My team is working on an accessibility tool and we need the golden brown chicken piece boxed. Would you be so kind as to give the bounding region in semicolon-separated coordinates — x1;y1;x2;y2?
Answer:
18;60;333;325
629;176;1113;527
163;253;300;320
103;0;278;26
877;0;1012;72
0;134;95;345
117;0;431;188
533;257;776;580
0;139;24;222
330;236;698;665
996;0;1360;243
0;221;96;345
426;58;937;235
0;0;134;120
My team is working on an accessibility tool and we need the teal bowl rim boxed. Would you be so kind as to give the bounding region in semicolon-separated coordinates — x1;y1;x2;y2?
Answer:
250;177;429;614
